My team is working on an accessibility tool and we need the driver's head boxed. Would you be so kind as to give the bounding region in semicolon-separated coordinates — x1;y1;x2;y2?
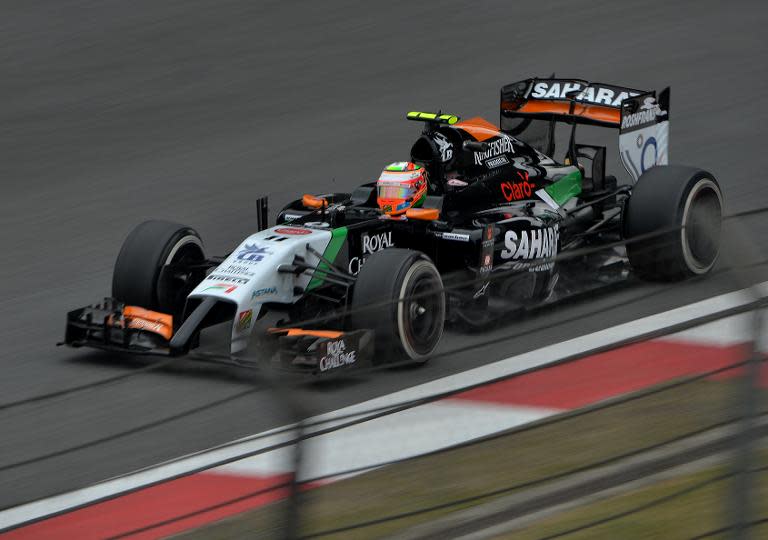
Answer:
376;162;428;216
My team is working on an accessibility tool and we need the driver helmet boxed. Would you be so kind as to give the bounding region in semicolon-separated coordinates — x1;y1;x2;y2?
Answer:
376;162;428;216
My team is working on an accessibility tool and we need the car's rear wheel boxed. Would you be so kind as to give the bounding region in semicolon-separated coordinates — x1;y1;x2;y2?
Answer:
624;165;723;280
351;248;445;363
112;220;206;317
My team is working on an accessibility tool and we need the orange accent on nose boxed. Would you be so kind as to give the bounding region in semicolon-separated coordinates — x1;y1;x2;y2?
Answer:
123;306;173;340
268;327;344;339
406;208;440;221
302;194;328;209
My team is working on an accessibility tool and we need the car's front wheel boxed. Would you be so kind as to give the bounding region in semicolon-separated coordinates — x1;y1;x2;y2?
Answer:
112;220;206;317
351;248;445;363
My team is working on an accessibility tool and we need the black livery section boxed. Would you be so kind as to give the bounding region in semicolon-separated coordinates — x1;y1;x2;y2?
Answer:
62;77;723;368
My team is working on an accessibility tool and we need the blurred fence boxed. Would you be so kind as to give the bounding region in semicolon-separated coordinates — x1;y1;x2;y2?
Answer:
0;208;766;539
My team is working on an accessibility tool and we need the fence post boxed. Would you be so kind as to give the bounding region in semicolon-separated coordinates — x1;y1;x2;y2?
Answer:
245;364;308;540
283;420;306;540
728;299;764;539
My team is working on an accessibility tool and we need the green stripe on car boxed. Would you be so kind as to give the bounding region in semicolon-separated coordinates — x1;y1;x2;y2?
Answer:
306;226;348;291
545;169;582;206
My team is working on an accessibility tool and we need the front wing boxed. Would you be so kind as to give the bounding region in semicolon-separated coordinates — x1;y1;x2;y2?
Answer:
61;299;375;375
63;300;173;355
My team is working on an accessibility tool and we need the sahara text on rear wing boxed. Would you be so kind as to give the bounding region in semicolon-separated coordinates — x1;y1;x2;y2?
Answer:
500;77;670;181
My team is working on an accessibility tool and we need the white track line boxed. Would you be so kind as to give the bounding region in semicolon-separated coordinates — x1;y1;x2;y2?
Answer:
218;401;558;480
0;283;764;531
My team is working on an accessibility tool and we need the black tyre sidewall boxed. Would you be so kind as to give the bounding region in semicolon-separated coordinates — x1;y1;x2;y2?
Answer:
624;165;722;280
112;220;204;313
351;248;445;363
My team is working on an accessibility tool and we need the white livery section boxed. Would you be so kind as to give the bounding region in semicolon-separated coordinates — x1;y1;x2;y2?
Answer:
619;91;670;182
188;225;332;352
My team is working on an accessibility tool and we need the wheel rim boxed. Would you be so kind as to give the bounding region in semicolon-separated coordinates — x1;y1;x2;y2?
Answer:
157;235;205;315
397;261;445;360
681;179;722;274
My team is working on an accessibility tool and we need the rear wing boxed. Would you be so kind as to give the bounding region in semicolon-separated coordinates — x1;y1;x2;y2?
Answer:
501;78;670;181
501;78;646;127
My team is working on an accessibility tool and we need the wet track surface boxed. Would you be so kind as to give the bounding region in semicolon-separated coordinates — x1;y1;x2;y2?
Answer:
0;0;766;508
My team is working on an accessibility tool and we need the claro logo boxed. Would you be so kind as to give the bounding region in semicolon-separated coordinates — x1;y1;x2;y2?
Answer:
501;225;559;260
500;171;535;202
501;180;534;201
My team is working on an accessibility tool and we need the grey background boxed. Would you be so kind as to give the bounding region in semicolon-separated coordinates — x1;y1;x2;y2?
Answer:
0;0;766;508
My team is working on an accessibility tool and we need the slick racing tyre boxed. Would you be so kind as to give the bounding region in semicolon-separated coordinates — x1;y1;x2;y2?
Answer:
112;220;206;317
624;166;722;280
352;248;445;363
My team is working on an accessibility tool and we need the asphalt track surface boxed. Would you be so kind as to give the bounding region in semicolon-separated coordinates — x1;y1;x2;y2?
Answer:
1;0;766;510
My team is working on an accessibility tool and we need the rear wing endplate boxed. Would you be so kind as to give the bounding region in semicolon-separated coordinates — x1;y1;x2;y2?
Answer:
618;89;670;182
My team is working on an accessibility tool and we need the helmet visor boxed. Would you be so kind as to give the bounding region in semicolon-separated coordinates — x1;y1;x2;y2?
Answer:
377;183;413;200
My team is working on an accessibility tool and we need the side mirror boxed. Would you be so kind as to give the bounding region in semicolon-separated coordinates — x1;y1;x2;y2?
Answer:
405;208;440;221
302;194;328;210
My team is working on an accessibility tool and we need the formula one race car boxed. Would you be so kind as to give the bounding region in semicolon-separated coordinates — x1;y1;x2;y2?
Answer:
63;77;723;374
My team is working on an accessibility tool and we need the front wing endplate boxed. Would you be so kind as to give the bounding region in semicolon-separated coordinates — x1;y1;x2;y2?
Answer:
271;328;374;375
